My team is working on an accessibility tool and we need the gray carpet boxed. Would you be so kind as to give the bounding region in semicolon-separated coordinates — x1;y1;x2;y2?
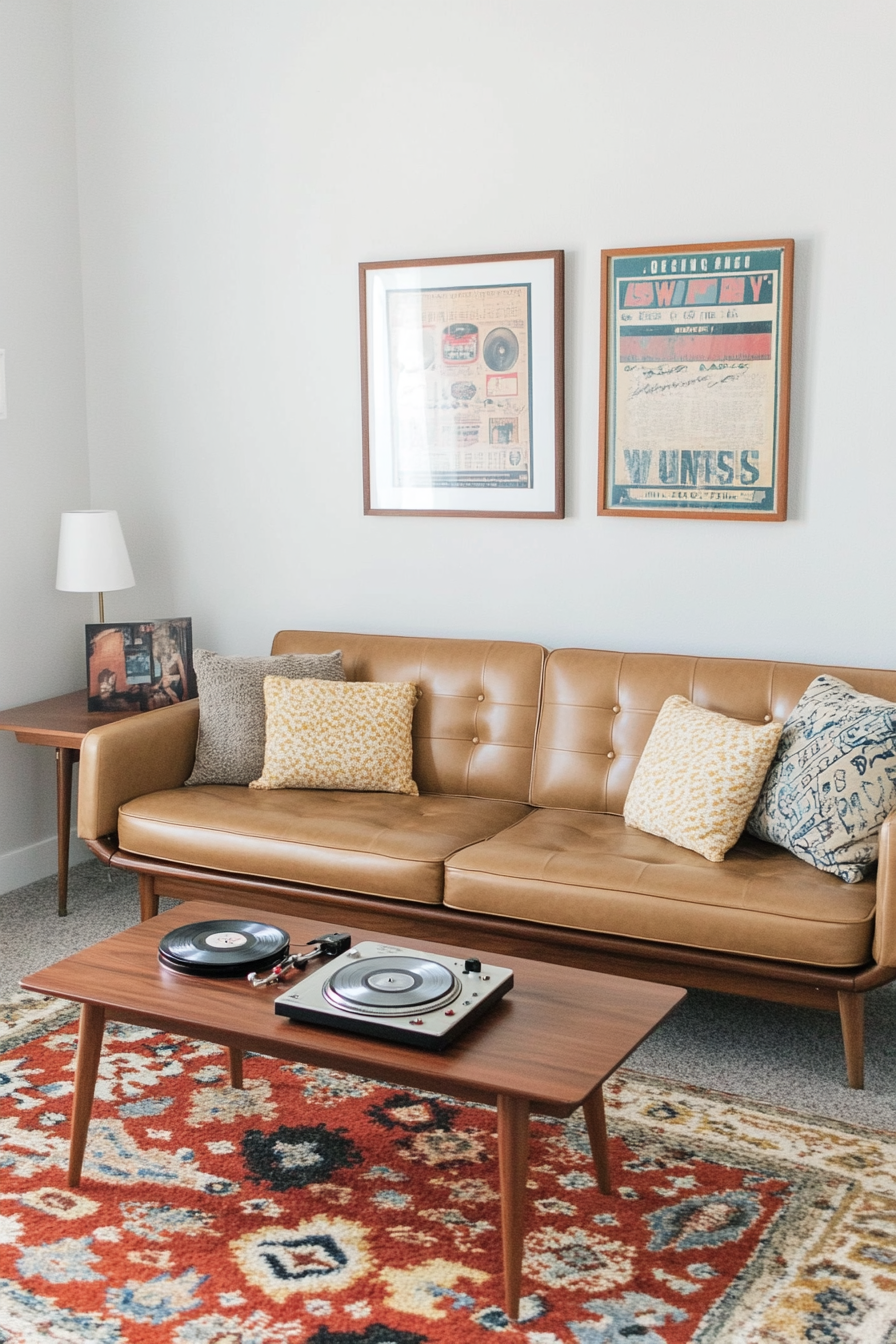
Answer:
2;858;894;1131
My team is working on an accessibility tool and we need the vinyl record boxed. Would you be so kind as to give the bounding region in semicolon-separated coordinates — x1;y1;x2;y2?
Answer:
323;955;461;1017
483;327;519;372
159;919;289;978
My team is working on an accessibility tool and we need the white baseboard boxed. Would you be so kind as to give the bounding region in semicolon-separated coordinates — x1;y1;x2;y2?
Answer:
0;830;91;897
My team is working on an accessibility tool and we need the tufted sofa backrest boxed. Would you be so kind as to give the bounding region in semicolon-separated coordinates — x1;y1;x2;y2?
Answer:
271;630;545;803
532;649;896;815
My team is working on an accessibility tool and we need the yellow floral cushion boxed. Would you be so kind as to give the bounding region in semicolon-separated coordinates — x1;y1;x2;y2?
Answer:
623;695;782;862
250;677;419;795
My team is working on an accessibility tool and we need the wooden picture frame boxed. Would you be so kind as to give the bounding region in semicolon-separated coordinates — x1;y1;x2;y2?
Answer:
598;238;793;521
360;250;564;517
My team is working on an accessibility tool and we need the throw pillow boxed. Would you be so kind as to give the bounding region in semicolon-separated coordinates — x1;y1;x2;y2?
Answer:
250;677;419;795
185;649;344;787
747;674;896;883
624;695;782;862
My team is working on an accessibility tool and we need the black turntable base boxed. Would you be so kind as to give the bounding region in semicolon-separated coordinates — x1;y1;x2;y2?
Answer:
274;942;514;1049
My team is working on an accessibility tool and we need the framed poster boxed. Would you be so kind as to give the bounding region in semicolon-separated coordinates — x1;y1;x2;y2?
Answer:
85;618;196;713
360;251;564;517
598;238;793;521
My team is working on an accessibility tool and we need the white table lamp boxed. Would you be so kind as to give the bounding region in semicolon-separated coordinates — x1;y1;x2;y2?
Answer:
56;510;135;622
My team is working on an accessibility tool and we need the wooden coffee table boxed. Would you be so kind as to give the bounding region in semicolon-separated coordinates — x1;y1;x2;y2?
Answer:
20;901;685;1320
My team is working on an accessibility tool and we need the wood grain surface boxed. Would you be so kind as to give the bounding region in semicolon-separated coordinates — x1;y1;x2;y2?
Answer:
0;689;141;747
20;900;685;1112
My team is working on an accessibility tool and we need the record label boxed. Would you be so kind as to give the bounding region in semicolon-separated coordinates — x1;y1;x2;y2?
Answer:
205;931;248;949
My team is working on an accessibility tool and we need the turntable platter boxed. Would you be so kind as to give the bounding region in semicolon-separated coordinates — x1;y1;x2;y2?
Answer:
324;955;460;1016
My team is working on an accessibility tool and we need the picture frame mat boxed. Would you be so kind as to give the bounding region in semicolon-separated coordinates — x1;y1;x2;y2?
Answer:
361;250;564;517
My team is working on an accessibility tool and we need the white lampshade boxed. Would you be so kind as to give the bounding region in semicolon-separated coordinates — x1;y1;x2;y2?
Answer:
56;510;135;593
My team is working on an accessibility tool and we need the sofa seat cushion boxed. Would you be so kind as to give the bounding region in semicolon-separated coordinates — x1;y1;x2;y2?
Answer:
118;787;530;905
444;808;876;967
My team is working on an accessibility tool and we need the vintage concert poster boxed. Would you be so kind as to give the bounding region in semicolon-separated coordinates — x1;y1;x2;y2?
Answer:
599;240;793;520
385;283;533;490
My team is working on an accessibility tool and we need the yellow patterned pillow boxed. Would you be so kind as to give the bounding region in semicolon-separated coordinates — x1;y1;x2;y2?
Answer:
623;695;782;862
250;677;419;795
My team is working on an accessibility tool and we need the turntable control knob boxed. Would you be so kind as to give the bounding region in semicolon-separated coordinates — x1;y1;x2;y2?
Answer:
410;1018;424;1025
463;958;481;974
445;1009;456;1016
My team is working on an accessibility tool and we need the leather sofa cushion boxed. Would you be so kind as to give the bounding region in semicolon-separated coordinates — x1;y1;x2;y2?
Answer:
271;630;545;804
533;647;896;816
118;787;530;905
444;809;876;967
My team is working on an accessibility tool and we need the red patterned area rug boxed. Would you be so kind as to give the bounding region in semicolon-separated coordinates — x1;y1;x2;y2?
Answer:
2;993;895;1344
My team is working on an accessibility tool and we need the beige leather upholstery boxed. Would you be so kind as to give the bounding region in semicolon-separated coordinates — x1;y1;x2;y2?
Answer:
873;810;896;968
272;631;545;804
119;787;530;905
77;632;896;976
444;809;876;967
532;649;896;815
78;699;199;839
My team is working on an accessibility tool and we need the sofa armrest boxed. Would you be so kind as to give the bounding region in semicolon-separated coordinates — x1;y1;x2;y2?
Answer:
872;807;896;968
78;699;200;840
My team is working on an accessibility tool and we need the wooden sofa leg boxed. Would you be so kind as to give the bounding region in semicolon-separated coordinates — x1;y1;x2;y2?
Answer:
138;874;159;922
837;991;865;1089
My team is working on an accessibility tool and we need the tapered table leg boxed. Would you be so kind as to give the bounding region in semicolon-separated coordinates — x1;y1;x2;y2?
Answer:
838;991;865;1089
497;1093;530;1321
228;1047;244;1089
582;1085;612;1194
68;1003;105;1187
55;747;77;917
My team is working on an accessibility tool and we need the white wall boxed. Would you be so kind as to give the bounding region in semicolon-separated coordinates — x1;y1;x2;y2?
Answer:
3;0;896;886
71;0;896;669
0;0;91;892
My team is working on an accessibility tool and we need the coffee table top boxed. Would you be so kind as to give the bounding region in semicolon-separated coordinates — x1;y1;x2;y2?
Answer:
20;901;685;1112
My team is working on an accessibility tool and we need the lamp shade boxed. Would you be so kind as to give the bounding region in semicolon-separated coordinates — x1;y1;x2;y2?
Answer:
56;510;135;593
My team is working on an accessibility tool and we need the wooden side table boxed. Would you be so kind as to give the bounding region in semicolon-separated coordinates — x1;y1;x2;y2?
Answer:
0;690;145;916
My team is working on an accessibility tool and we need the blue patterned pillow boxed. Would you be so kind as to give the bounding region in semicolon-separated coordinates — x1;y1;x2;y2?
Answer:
747;675;896;882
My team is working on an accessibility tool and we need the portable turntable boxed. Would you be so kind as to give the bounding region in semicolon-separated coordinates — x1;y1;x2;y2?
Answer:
274;941;513;1049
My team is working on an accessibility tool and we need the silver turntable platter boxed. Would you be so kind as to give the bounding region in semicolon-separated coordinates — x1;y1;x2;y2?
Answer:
323;955;461;1017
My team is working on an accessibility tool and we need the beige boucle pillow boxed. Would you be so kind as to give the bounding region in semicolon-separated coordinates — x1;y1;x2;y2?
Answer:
623;695;782;862
250;677;419;795
185;648;344;787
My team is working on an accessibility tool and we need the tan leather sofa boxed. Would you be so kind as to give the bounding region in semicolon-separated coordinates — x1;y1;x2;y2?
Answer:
77;630;896;1089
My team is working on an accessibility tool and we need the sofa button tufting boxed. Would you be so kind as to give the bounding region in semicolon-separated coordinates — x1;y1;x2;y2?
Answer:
764;713;772;722
477;694;485;701
472;736;479;744
607;751;615;759
612;705;620;713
